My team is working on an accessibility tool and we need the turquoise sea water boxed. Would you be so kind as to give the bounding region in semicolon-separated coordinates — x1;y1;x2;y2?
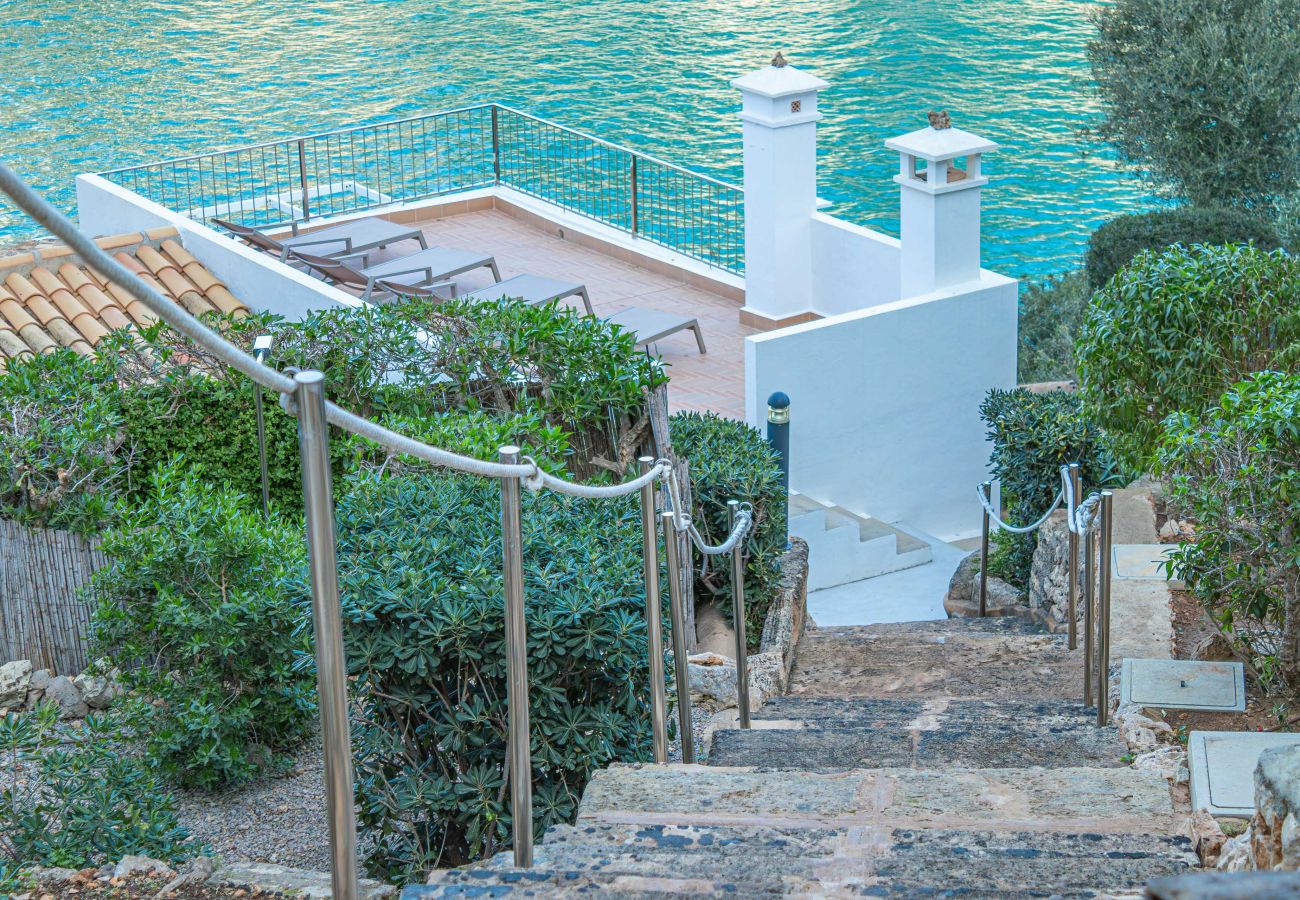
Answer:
0;0;1147;278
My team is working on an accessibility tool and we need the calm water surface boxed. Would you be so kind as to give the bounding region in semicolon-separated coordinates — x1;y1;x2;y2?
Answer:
0;0;1148;278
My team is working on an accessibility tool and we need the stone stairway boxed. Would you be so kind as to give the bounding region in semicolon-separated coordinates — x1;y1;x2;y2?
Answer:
408;616;1196;897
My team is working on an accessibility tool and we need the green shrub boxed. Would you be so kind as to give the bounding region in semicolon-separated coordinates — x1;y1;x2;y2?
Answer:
1017;272;1092;383
331;472;659;880
1158;371;1300;699
1077;243;1300;470
669;412;785;652
89;463;314;789
0;350;128;534
1085;208;1281;289
0;704;194;870
980;388;1120;587
1089;0;1300;208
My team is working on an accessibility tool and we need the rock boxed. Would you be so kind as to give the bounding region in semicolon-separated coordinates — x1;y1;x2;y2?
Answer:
1182;809;1227;867
758;538;809;684
944;551;1026;618
210;861;395;898
1134;746;1190;785
1192;631;1236;662
1246;744;1300;871
1217;827;1254;871
113;856;175;880
72;672;116;709
28;668;50;693
23;866;80;885
1114;703;1174;753
0;659;33;709
43;675;88;719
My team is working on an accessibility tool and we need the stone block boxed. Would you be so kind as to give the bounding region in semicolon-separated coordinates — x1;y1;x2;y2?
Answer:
0;659;32;709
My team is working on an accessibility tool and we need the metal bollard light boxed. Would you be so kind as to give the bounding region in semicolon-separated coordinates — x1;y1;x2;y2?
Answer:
498;446;533;867
1083;527;1096;709
1097;491;1114;727
639;457;669;763
978;482;992;617
661;511;695;764
766;392;790;498
728;501;751;729
293;371;359;900
253;336;274;519
1066;464;1081;650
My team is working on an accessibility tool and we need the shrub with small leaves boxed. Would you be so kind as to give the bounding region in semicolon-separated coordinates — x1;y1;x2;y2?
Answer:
1017;271;1092;384
89;462;315;789
980;388;1121;587
0;703;194;871
328;471;658;881
669;412;786;652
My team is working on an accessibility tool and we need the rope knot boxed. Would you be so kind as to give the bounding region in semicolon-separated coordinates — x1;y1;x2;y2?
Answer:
520;456;546;493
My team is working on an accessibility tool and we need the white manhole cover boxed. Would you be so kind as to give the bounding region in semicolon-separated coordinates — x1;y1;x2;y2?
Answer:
1190;731;1300;816
1120;658;1245;712
1112;544;1176;580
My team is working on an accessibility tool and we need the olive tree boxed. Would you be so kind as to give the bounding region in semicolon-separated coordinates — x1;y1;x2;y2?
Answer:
1089;0;1300;209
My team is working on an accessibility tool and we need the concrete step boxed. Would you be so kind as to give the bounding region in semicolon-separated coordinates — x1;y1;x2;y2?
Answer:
577;764;1180;834
789;491;932;590
707;719;1127;770
413;822;1195;898
789;628;1084;700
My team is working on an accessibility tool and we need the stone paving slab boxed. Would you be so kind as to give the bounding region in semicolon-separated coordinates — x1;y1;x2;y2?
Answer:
1120;658;1245;712
751;697;1096;729
1188;730;1300;816
577;764;1179;833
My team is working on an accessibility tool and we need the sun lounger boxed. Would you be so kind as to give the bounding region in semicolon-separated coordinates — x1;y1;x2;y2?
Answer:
213;217;426;263
293;246;499;301
606;307;707;354
460;275;594;315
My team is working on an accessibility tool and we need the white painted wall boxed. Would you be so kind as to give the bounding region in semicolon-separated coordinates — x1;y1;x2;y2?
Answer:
744;272;1018;541
809;212;901;316
76;174;362;319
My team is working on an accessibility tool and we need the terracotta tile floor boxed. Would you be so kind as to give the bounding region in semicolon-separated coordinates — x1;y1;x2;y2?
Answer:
404;210;753;419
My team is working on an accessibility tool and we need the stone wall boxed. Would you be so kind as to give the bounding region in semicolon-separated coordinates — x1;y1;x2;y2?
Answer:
1027;511;1081;634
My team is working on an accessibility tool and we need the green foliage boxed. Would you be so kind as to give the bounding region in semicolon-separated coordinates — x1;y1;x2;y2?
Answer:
1085;208;1281;289
980;388;1120;587
1077;243;1300;471
669;412;786;652
0;703;194;871
1158;371;1300;699
1017;272;1092;384
89;463;314;789
1089;0;1300;208
330;472;658;880
0;350;129;534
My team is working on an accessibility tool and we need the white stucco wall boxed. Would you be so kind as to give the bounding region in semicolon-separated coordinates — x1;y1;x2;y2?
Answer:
75;174;360;319
809;212;901;316
744;272;1018;541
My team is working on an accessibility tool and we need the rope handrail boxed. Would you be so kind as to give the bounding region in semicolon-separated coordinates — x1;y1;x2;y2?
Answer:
976;482;1064;534
0;163;674;500
978;464;1106;537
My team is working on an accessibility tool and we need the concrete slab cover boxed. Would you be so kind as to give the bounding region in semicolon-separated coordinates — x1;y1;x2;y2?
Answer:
1121;659;1246;712
1189;731;1300;817
1113;544;1175;580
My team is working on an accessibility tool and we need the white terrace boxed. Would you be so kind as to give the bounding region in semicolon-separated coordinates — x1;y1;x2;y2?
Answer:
73;57;1017;589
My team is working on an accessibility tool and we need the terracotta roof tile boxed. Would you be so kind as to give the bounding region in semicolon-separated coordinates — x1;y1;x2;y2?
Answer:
0;230;250;373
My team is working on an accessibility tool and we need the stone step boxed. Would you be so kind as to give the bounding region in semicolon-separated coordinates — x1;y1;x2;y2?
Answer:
789;628;1083;700
748;696;1098;729
707;719;1127;770
818;617;1048;637
577;764;1180;834
410;823;1195;898
404;868;780;897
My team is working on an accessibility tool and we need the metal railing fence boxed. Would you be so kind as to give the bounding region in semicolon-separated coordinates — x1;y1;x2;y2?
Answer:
976;464;1114;724
0;165;755;897
98;103;744;274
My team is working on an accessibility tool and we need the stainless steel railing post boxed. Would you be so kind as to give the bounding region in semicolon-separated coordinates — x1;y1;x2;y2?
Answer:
293;371;359;900
1097;491;1114;727
630;155;640;236
639;458;669;763
296;139;311;221
491;105;502;185
978;482;991;617
498;446;533;867
728;500;751;729
1083;527;1095;709
253;337;273;519
1066;463;1081;650
661;511;695;764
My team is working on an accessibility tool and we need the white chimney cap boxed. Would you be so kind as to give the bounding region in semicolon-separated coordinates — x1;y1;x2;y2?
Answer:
731;63;828;100
885;125;997;163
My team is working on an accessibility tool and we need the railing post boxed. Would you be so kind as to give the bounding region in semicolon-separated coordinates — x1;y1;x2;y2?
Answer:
630;155;640;236
293;371;358;900
1083;527;1095;709
978;482;991;617
728;500;751;729
661;511;695;764
1066;463;1081;650
498;446;533;867
253;336;273;519
491;106;502;185
639;458;669;763
1097;490;1114;727
296;139;311;221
